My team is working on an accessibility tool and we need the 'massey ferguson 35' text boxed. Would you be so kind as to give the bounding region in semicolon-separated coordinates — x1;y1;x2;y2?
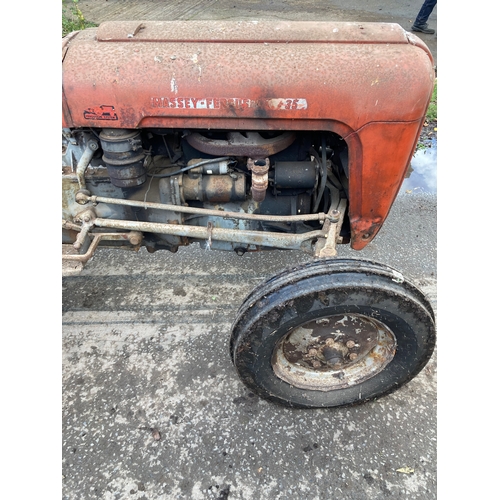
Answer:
150;97;308;110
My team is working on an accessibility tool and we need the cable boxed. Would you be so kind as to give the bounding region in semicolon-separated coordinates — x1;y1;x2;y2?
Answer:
312;136;327;213
147;156;233;178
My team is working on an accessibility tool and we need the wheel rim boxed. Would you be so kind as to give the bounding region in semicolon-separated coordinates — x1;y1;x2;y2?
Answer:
271;314;397;391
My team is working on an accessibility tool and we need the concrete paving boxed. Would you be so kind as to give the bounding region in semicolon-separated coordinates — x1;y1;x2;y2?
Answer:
62;2;437;499
62;193;437;500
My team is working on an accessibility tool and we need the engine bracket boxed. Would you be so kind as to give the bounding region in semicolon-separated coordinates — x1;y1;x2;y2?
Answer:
314;199;347;258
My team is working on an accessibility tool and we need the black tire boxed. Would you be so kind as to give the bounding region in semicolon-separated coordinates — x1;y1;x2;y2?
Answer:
230;259;436;408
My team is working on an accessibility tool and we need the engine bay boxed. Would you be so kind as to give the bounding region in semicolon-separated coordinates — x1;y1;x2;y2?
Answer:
62;128;349;255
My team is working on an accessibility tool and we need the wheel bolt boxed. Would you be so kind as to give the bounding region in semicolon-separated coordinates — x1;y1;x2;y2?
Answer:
349;353;358;360
346;340;356;348
308;348;318;356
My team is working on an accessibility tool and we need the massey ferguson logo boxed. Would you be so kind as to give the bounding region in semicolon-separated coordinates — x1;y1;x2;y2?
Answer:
83;105;118;121
150;97;308;110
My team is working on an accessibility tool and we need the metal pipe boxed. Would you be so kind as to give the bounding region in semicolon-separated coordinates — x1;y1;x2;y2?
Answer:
248;157;269;202
76;140;99;191
62;233;129;263
85;194;328;223
93;218;325;251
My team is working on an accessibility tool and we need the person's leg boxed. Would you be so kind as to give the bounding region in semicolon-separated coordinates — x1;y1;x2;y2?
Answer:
412;0;437;34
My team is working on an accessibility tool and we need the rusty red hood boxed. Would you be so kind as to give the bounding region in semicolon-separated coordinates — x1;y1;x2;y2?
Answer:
62;20;433;130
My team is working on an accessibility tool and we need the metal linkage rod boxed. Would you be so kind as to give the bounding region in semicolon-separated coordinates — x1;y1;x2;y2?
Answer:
85;195;328;223
93;218;325;252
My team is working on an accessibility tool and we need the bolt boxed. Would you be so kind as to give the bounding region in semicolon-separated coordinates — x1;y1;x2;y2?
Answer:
128;231;143;246
312;360;322;368
308;348;318;356
83;215;90;222
349;353;358;360
75;190;90;205
346;340;356;348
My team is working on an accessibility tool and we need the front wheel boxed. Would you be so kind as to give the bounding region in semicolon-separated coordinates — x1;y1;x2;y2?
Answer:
230;259;435;408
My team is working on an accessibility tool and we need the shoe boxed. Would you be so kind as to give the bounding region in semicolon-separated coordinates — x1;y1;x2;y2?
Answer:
411;23;435;34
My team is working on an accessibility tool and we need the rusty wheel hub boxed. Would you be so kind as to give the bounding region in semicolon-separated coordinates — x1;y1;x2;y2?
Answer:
272;314;396;391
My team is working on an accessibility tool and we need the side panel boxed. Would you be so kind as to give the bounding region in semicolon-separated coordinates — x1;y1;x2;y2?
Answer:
346;120;426;249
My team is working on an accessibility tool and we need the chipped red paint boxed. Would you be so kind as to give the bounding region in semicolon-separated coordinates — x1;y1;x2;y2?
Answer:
62;20;434;249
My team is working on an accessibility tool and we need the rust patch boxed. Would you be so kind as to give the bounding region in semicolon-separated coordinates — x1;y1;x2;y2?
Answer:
186;131;295;157
272;314;397;391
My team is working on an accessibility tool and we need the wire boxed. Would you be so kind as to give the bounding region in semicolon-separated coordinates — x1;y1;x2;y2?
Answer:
312;136;327;213
147;157;233;178
161;135;174;163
